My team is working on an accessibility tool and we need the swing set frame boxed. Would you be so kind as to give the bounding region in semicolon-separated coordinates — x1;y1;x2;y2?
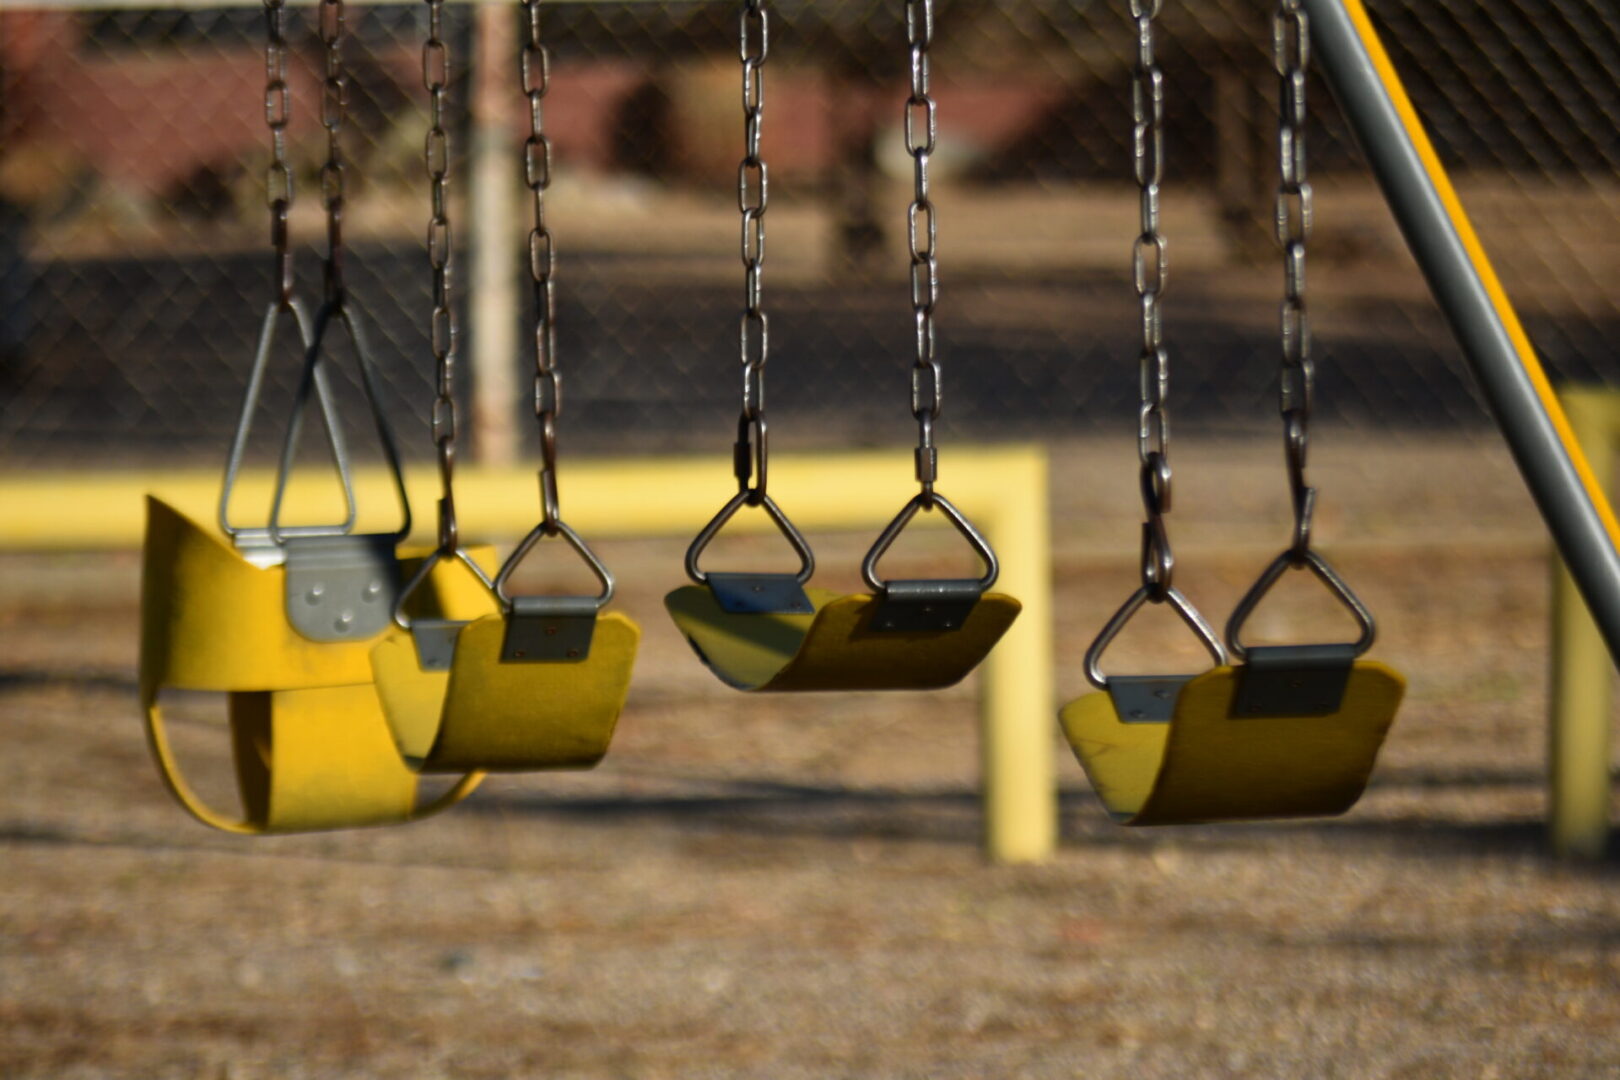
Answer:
3;0;1618;860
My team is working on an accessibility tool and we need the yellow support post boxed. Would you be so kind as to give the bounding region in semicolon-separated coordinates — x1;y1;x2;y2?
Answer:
1551;389;1617;859
0;445;1055;863
975;452;1054;863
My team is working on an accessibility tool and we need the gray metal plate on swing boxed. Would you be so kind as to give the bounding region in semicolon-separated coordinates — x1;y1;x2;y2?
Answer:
868;579;982;633
282;533;398;642
1109;675;1195;723
501;596;598;662
410;618;465;672
707;572;815;615
1232;644;1356;718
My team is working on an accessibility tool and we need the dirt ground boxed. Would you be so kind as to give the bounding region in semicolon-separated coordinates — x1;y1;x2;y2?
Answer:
3;435;1620;1079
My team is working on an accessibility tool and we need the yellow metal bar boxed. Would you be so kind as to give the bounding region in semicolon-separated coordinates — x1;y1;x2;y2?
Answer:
0;446;1056;863
1550;390;1617;859
977;450;1054;863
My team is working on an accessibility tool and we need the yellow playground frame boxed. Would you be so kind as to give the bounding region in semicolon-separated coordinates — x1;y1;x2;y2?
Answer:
5;0;1620;861
0;446;1057;863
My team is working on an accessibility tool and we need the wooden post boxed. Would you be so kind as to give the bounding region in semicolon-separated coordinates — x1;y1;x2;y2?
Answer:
469;1;519;466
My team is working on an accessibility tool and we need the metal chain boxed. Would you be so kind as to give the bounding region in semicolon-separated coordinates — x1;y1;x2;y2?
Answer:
735;0;769;503
263;0;294;310
905;0;940;505
1131;0;1173;600
521;0;562;532
1275;0;1315;561
424;0;459;552
317;0;348;305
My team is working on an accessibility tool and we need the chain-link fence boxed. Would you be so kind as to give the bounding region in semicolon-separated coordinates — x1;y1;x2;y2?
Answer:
1;0;1618;468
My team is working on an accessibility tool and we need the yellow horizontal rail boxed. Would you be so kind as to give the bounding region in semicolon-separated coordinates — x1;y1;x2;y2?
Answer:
0;445;1056;864
1;447;1032;547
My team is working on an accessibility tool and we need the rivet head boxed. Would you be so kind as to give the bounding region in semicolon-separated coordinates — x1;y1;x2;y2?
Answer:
544;626;559;636
362;581;382;601
513;650;527;659
1129;709;1146;719
1153;688;1170;700
566;649;580;659
752;585;764;593
306;583;325;604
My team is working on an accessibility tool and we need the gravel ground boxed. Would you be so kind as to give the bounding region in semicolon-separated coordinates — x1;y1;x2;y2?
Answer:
2;435;1619;1078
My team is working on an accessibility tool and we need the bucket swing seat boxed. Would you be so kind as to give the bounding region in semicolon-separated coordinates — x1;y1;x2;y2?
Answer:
141;301;485;834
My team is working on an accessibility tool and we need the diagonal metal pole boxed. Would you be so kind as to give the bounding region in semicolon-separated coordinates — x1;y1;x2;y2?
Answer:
1308;0;1620;670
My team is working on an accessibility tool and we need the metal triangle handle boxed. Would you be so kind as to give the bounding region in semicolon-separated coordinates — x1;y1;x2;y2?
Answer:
1225;547;1376;661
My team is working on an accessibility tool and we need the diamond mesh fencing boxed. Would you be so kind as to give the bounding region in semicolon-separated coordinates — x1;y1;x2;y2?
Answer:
1;0;1618;469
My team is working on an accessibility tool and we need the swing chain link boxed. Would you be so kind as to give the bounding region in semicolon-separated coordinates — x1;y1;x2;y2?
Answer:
263;0;294;311
1131;0;1173;600
735;0;770;504
528;0;567;527
317;0;348;306
1276;0;1315;561
522;0;562;532
424;0;460;552
906;0;941;505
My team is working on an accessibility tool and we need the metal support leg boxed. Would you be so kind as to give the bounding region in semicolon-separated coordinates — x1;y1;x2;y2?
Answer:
1308;0;1620;672
1550;389;1615;859
1312;0;1620;856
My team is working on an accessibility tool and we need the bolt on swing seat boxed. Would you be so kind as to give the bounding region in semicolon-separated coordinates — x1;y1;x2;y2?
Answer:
139;302;486;834
365;0;638;774
664;491;1020;692
1059;553;1405;826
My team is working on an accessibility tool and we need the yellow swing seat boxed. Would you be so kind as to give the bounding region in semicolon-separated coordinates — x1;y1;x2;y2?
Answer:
665;490;1020;692
139;497;488;833
1062;551;1405;826
368;521;640;773
1060;660;1405;826
665;583;1018;692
